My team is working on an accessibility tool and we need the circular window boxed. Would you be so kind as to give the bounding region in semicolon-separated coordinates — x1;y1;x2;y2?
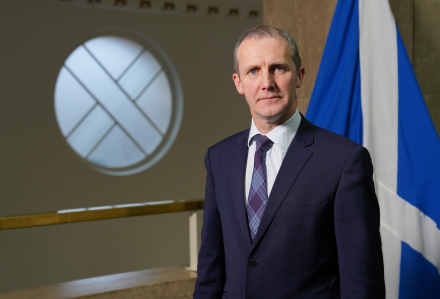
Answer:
55;34;183;175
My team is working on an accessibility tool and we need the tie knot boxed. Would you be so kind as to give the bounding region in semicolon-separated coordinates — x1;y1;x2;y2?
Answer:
254;134;273;152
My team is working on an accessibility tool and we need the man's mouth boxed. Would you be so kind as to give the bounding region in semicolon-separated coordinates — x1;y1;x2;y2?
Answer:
259;96;282;101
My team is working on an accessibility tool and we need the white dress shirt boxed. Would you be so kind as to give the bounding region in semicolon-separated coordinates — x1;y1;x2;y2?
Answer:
245;109;301;205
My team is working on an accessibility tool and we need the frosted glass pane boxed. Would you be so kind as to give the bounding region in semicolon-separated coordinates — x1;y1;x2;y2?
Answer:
88;125;146;168
66;46;163;154
113;101;163;154
65;46;121;103
67;105;114;157
101;92;163;154
136;72;172;134
118;51;161;100
54;67;96;136
84;36;143;80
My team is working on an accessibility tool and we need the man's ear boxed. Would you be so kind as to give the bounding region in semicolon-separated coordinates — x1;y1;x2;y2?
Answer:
296;67;305;88
232;73;244;94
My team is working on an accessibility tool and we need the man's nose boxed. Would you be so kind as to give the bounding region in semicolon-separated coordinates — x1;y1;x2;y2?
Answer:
261;72;276;91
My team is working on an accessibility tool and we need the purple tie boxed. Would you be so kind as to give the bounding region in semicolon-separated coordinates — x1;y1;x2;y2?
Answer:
247;134;273;241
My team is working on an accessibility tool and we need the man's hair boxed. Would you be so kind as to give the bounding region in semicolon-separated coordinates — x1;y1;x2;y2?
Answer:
234;25;301;75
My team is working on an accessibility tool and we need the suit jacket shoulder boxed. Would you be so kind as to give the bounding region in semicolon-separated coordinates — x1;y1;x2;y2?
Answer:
295;116;369;173
299;116;361;150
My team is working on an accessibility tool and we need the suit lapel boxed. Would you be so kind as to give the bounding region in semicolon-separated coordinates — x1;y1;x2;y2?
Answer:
251;116;315;250
229;130;253;249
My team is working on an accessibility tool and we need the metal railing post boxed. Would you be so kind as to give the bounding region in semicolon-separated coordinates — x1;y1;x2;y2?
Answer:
186;210;198;272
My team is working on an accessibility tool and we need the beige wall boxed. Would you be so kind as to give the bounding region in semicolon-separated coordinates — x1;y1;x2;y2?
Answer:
414;0;440;134
264;0;440;135
0;0;261;293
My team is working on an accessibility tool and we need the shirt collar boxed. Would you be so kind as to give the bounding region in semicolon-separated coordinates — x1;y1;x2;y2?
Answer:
248;109;301;153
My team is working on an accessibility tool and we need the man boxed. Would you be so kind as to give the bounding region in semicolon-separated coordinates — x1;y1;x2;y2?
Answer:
194;26;385;299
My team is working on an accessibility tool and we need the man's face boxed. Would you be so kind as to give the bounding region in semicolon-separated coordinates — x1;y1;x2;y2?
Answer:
233;36;304;129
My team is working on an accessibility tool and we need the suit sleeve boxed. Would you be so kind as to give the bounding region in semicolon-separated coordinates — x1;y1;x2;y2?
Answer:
334;146;386;299
193;148;226;299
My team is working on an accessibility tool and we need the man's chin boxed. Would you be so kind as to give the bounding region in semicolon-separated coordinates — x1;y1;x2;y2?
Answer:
252;112;286;127
261;109;294;123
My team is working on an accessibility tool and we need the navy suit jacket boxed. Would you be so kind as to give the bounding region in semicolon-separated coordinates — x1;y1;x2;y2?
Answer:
194;115;385;299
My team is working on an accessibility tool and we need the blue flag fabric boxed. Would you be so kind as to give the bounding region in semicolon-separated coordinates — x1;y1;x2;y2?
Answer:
306;0;440;298
306;0;362;144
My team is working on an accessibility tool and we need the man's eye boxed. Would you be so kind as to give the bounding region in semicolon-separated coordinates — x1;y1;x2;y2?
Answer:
275;66;285;71
249;69;257;75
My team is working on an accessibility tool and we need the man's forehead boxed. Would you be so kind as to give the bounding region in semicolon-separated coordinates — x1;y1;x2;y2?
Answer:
237;36;292;63
238;36;288;52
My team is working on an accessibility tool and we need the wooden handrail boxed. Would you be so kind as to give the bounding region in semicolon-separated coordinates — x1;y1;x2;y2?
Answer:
0;199;204;230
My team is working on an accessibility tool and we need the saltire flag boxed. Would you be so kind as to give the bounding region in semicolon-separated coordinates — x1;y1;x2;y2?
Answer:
306;0;440;298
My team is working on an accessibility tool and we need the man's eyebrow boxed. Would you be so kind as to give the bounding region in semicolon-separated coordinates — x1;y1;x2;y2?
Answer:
242;61;292;74
269;62;291;69
243;65;260;73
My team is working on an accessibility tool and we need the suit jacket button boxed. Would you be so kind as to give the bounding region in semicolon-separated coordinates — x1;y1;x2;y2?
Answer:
248;260;257;268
